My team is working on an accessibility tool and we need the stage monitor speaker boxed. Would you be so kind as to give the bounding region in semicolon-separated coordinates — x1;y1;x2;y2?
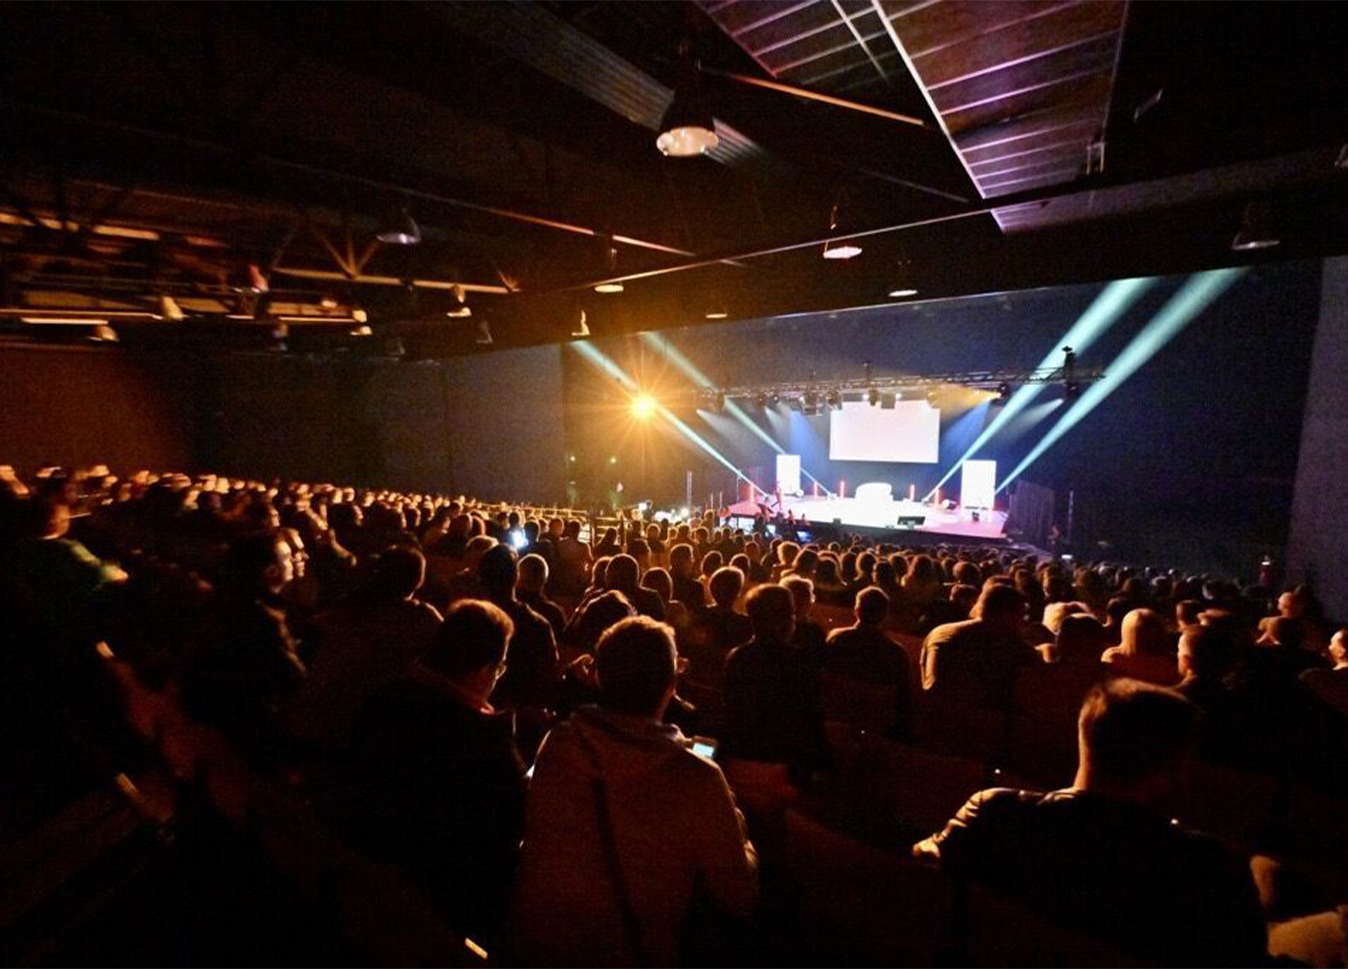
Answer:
880;392;896;409
942;500;957;510
896;515;924;529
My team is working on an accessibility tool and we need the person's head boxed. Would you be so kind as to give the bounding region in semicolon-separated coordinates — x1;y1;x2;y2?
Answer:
517;553;549;596
573;590;636;652
1056;612;1107;660
874;560;897;589
669;543;695;577
1120;608;1170;657
815;556;841;585
641;567;673;604
949;583;979;616
700;550;723;578
606;553;640;593
1042;600;1089;636
781;575;814;621
792;548;819;577
747;583;796;644
477;544;519;598
464;534;499;569
854;586;889;628
1105;595;1133;630
1329;628;1348;669
626;538;650;570
1173;598;1204;629
1178;623;1239;682
422;600;514;702
1076;679;1198;805
221;530;294;596
1278;589;1306;619
1258;615;1306;650
595;616;679;719
363;547;426;600
708;566;745;609
971;584;1026;629
953;560;982;587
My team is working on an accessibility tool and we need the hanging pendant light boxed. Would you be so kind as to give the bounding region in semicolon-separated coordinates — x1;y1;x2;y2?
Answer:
822;200;862;260
376;207;421;245
657;44;719;158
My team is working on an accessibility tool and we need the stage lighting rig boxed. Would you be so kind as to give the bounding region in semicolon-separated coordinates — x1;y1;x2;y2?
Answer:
630;393;657;419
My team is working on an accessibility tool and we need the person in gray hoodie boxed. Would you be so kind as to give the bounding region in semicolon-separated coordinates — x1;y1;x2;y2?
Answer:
509;616;758;966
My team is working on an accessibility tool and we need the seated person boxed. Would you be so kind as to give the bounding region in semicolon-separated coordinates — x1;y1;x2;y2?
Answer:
290;547;442;750
723;584;831;784
921;584;1034;711
333;600;526;944
518;553;567;640
606;553;666;621
913;679;1267;967
1301;627;1348;719
510;616;758;966
782;575;826;662
1101;608;1180;685
821;586;911;740
691;566;753;655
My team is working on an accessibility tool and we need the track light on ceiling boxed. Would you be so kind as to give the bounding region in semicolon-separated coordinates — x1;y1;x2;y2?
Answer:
595;241;624;293
475;319;493;345
1231;201;1279;252
228;262;269;295
822;199;862;260
319;294;339;310
376;207;421;245
705;306;728;320
445;284;472;318
159;294;185;320
657;45;719;158
571;309;591;338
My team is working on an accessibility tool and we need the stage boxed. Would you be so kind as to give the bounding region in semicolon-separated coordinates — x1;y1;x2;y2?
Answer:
727;493;1009;542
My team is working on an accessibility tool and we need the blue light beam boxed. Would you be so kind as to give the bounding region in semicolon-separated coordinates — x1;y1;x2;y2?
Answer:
926;276;1159;499
996;267;1248;494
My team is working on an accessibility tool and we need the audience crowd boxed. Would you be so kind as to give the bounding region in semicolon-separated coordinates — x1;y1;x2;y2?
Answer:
2;461;1347;967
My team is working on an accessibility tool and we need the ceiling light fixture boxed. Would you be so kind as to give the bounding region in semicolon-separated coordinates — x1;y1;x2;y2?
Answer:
475;320;494;345
1231;201;1280;251
594;282;624;294
657;46;719;158
376;207;421;245
159;294;186;321
889;287;918;298
228;263;269;295
571;309;591;338
822;200;862;260
445;284;472;318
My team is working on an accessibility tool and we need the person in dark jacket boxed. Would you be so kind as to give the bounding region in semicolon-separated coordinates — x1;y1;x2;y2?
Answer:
914;680;1267;968
337;599;526;945
723;583;831;784
822;586;911;740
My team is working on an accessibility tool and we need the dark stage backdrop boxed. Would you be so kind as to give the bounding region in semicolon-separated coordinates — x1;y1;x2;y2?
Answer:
570;261;1321;577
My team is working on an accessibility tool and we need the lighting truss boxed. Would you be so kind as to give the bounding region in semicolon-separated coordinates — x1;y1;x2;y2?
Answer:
692;364;1104;407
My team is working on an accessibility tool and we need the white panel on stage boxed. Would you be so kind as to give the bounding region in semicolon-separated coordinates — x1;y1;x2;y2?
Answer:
776;453;801;495
829;400;940;463
961;459;997;510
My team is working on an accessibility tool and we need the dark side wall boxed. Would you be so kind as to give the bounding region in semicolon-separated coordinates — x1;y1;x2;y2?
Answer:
1287;256;1348;621
1;342;567;504
0;343;199;477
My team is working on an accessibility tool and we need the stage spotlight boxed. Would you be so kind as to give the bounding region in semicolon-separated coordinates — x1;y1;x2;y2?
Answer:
594;281;625;294
803;390;819;414
159;294;185;321
867;387;880;407
826;389;842;409
445;285;472;318
753;392;768;409
630;393;658;419
713;390;726;412
768;392;780;406
925;388;938;406
995;382;1012;404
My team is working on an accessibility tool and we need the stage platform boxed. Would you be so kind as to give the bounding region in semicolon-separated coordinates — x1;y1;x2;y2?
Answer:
727;494;1008;542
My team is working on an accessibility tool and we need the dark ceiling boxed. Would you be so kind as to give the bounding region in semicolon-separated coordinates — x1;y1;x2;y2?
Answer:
0;1;1345;356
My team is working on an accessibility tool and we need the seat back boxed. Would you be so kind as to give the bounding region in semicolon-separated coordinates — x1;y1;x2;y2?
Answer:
1175;762;1281;853
960;882;1155;968
914;698;1006;763
819;670;898;736
782;808;952;966
865;737;986;835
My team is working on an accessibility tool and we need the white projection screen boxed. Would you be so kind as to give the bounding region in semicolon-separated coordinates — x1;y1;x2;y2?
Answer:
961;459;997;510
829;400;940;463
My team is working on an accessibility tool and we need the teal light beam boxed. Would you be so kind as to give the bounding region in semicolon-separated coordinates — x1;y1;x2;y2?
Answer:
996;267;1248;494
572;341;757;490
639;331;834;496
925;276;1159;500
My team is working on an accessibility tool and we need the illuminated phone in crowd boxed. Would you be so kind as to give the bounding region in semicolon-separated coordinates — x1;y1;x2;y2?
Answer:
690;736;719;760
